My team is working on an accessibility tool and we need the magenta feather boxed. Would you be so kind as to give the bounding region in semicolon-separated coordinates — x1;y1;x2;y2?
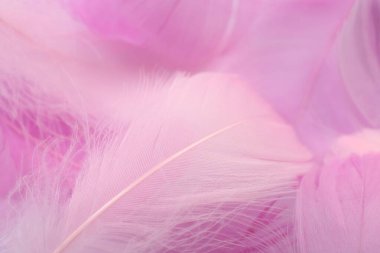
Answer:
2;0;380;252
64;0;256;68
340;0;380;127
297;154;380;253
210;0;363;153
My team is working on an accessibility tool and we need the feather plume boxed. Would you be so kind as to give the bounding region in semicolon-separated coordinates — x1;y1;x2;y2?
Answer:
1;74;313;252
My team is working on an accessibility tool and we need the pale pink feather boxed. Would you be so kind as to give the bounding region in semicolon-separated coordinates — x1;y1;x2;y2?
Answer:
0;74;313;252
2;1;380;252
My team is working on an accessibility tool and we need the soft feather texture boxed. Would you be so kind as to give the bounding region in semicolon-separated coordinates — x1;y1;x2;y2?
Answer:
211;0;365;154
64;0;256;68
1;0;374;155
0;0;154;117
61;0;380;156
0;74;88;200
213;0;355;115
3;1;380;252
296;154;380;253
0;74;313;252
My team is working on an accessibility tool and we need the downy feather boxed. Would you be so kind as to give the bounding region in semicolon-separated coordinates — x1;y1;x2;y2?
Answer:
1;73;313;253
0;73;89;201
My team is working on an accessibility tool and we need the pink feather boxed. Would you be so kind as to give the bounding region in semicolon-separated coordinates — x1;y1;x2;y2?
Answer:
340;0;380;127
0;75;84;199
0;74;312;252
210;0;364;153
296;154;380;253
64;0;257;68
2;0;380;252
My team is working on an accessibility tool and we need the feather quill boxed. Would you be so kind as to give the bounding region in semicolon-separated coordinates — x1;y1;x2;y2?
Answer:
1;74;313;252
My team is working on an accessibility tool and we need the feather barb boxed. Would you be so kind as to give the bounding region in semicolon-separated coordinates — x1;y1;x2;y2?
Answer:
52;120;246;253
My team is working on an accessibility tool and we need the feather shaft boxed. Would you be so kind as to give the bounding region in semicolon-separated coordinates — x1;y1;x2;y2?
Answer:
52;120;245;253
